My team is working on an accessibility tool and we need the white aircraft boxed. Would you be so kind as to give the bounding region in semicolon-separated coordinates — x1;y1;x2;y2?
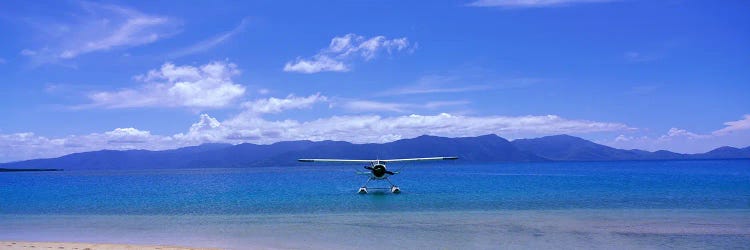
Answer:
298;156;458;194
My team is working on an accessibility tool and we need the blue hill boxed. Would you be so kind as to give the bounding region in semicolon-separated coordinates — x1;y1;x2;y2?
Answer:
510;134;687;161
695;146;750;159
0;134;746;170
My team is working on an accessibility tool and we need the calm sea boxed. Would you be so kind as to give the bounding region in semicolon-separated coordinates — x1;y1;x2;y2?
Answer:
1;160;749;249
2;160;749;214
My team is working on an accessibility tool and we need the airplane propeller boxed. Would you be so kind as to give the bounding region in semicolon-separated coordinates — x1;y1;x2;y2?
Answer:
363;165;395;175
299;156;457;194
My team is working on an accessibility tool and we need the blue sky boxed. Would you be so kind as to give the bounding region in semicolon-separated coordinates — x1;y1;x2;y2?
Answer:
0;0;748;162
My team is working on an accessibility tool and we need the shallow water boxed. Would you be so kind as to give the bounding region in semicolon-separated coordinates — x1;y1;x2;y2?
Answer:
2;160;750;214
1;210;748;249
1;160;749;249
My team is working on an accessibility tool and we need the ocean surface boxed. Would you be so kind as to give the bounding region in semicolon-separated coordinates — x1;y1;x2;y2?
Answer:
1;160;749;249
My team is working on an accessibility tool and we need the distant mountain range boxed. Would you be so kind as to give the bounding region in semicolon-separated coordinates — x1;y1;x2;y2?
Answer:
1;134;748;170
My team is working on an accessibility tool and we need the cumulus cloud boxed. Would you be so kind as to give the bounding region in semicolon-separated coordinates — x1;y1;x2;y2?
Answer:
283;34;413;73
190;114;221;132
606;115;750;153
0;108;635;162
0;128;177;163
3;91;745;162
173;94;330;143
0;133;63;161
20;2;178;64
105;127;153;143
468;0;615;8
87;61;246;109
204;112;632;146
196;113;633;145
173;114;225;143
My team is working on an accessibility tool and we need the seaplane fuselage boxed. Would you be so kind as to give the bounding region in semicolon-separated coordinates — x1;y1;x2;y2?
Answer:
297;156;458;194
364;162;392;179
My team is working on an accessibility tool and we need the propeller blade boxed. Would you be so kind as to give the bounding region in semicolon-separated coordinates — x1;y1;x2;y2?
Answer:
364;166;374;170
385;170;396;175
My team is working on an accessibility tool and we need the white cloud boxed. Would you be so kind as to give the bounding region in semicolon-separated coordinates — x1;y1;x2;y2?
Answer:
283;34;413;73
169;18;249;58
204;113;633;145
0;133;65;162
0;129;176;163
3;104;747;162
614;134;632;142
664;115;750;140
105;127;153;143
283;55;348;73
217;111;632;145
713;114;750;135
341;100;469;113
174;114;225;143
665;128;708;139
382;73;540;96
21;2;178;64
87;61;246;109
606;115;750;153
241;93;328;115
0;108;635;162
344;100;409;113
190;114;221;132
468;0;615;8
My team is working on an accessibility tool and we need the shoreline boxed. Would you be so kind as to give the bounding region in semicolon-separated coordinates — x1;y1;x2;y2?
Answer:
0;168;62;172
2;209;749;249
0;241;218;250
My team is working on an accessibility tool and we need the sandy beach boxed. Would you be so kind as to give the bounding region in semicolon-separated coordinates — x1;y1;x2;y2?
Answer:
0;241;219;250
2;210;749;249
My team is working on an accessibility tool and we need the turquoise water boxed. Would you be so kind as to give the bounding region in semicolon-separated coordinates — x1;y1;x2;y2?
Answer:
2;160;749;214
1;160;749;249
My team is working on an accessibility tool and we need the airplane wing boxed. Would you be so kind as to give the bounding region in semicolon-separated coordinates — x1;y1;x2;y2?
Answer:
298;156;457;163
380;157;458;162
298;159;377;163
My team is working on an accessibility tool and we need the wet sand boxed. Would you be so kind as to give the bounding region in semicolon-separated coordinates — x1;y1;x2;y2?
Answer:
0;241;218;250
2;210;749;249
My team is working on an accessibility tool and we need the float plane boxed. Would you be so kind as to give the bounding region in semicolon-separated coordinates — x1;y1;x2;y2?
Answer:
298;157;458;194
